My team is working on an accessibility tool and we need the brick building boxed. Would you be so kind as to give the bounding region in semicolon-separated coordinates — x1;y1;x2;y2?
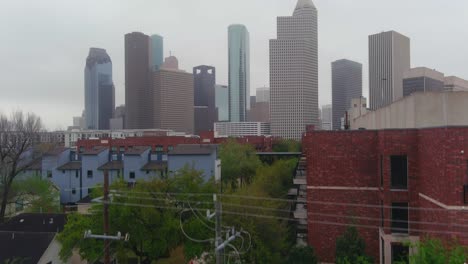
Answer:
303;127;468;263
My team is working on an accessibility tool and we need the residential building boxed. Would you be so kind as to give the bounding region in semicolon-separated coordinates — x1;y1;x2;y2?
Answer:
321;104;332;130
256;87;270;103
194;65;217;134
151;34;164;70
153;61;194;134
403;67;444;97
214;122;271;137
125;32;152;129
369;30;410;110
228;24;250;122
168;144;220;182
270;0;319;139
84;48;114;130
215;84;229;121
332;59;362;130
350;91;468;130
444;76;468;91
303;127;468;263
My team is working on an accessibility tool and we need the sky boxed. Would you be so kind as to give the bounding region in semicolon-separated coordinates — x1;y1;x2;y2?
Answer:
0;0;467;130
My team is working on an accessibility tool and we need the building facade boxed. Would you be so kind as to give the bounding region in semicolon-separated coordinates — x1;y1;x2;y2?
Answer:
153;67;194;134
168;144;220;182
215;85;229;121
321;104;332;130
84;48;114;130
403;67;444;97
331;59;362;130
228;24;250;122
125;32;152;129
151;34;163;71
369;31;410;110
270;0;319;139
193;65;217;134
444;76;468;91
256;87;270;103
214;122;271;137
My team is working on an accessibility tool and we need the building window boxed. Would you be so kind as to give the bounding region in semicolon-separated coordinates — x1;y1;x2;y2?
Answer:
47;170;52;178
87;170;93;178
129;172;135;179
111;146;117;152
62;170;66;174
75;170;79;178
391;243;409;263
391;202;408;234
156;145;164;152
119;146;125;152
390;155;407;189
168;145;174;151
72;188;76;194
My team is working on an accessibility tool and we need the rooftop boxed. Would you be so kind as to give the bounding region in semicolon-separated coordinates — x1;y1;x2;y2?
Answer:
0;231;55;263
0;213;66;233
98;160;124;171
169;144;218;155
82;146;108;155
125;146;151;155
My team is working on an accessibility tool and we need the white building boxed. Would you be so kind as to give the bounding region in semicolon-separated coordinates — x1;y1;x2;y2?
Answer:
321;104;332;130
256;87;270;103
214;122;271;137
369;31;410;110
444;76;468;91
270;0;319;140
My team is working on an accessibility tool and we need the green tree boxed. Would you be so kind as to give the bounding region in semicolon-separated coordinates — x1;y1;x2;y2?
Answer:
272;139;302;152
394;238;468;264
335;226;373;264
11;177;60;213
287;246;318;264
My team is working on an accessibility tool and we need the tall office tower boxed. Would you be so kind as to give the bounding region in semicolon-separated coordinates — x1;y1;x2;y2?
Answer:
193;65;217;134
125;32;152;129
270;0;318;139
321;104;332;130
256;87;270;103
331;59;362;130
215;85;229;121
248;88;270;122
161;56;179;70
369;31;410;110
228;24;250;122
151;34;164;70
153;58;194;134
403;67;444;97
84;48;114;130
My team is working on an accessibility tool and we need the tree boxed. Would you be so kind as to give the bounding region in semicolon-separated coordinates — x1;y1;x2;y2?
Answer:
394;238;468;264
287;246;318;264
335;226;373;264
11;176;60;213
0;111;42;222
272;139;302;152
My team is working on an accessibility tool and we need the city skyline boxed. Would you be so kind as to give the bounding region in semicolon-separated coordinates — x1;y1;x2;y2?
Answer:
1;0;467;129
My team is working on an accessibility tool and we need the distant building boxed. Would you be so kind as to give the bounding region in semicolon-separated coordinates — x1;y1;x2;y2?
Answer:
151;34;164;70
228;24;250;122
125;32;152;129
270;0;319;139
215;85;229;121
248;88;270;122
321;104;332;130
444;76;468;91
193;65;217;134
403;67;444;97
250;95;256;109
214;122;271;137
72;116;85;129
168;144;220;182
84;48;114;130
109;104;126;130
153;63;194;134
256;87;270;103
369;31;410;110
331;59;362;130
161;55;179;70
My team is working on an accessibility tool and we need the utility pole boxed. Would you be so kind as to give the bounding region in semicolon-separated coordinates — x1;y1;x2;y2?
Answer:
214;194;223;264
103;170;110;264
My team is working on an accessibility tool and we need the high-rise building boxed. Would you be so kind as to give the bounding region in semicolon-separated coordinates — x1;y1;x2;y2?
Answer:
215;85;229;122
161;56;179;70
248;88;270;122
403;67;444;97
193;65;217;134
84;48;114;130
369;31;410;110
153;59;194;134
125;32;152;129
331;59;362;130
256;87;270;103
250;96;256;109
321;104;332;130
151;34;164;70
228;24;250;122
270;0;319;139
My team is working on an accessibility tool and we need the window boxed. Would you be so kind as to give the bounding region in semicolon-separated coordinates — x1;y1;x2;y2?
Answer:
129;171;135;179
156;145;164;152
168;145;174;151
72;188;76;194
47;170;52;178
119;146;125;152
391;202;408;234
111;146;117;152
87;170;93;178
391;243;409;263
390;155;407;189
75;170;79;178
62;170;65;174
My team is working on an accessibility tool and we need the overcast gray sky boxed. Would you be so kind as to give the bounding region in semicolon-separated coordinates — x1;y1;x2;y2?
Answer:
0;0;467;130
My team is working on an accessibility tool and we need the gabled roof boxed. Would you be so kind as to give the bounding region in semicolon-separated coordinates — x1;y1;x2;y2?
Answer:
125;146;150;156
0;232;55;264
43;147;68;156
57;161;82;170
82;146;108;155
0;213;67;233
98;160;123;171
141;161;167;171
168;144;218;155
25;158;42;170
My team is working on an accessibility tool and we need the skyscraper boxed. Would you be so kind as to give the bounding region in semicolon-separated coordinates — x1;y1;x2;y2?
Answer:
331;59;362;130
84;48;114;130
256;87;270;103
228;24;250;122
321;104;332;130
125;32;152;129
270;0;319;139
193;65;217;134
215;85;229;122
248;88;270;123
369;31;410;110
151;34;164;70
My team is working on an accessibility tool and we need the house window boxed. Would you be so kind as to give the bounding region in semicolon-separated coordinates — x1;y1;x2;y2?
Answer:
72;188;76;194
119;146;125;152
111;146;117;152
75;170;79;178
390;155;407;189
168;145;174;151
47;170;52;178
62;170;66;174
391;202;408;234
391;243;409;263
129;172;135;179
87;170;93;178
155;145;164;152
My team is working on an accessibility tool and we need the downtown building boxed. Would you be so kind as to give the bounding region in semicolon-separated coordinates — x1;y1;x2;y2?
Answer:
214;122;271;137
403;67;444;97
270;0;319;139
331;59;362;130
369;31;410;110
84;48;114;130
193;65;217;134
248;87;270;123
228;24;250;122
215;84;229;121
320;104;332;130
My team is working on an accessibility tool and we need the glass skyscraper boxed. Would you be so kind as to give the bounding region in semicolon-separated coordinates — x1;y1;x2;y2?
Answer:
84;48;114;130
215;84;229;121
228;24;250;122
151;34;163;70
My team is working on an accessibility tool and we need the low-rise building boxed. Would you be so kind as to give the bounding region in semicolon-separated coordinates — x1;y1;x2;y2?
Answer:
168;144;220;182
214;122;271;137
